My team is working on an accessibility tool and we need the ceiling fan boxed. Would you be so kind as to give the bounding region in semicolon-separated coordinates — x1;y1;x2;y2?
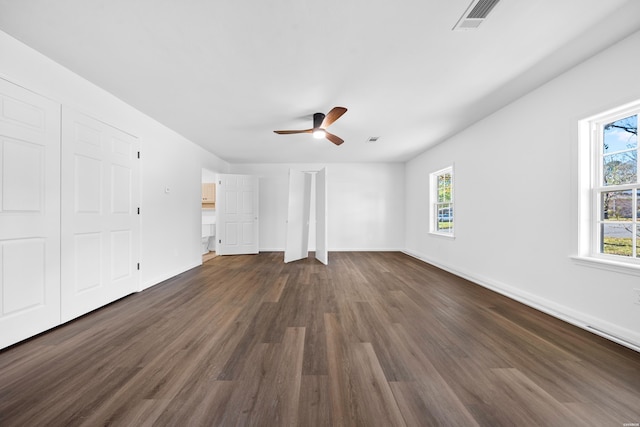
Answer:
274;106;347;145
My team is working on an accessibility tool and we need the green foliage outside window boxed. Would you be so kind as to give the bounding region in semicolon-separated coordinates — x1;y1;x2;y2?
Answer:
600;115;638;257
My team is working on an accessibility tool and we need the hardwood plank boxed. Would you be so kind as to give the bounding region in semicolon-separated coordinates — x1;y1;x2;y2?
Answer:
386;323;481;426
324;312;355;426
216;302;282;380
221;327;305;426
487;368;577;426
556;359;640;419
298;375;331;426
325;313;407;426
0;251;639;426
563;402;635;427
302;302;328;375
389;381;432;427
348;342;407;426
261;273;288;303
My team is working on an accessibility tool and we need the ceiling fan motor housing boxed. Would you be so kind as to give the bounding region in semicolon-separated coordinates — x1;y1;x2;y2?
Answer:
313;112;325;129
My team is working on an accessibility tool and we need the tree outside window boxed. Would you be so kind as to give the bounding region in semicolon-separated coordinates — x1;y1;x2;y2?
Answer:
431;166;454;235
598;114;638;258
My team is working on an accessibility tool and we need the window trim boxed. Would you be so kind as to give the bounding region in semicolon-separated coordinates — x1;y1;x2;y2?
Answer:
576;99;640;273
429;165;455;238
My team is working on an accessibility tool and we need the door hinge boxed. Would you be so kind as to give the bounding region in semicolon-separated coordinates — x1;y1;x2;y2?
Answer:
137;151;140;159
219;239;221;244
137;263;140;270
137;207;140;215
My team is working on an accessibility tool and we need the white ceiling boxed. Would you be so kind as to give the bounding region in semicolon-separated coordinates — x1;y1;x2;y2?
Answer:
1;0;639;163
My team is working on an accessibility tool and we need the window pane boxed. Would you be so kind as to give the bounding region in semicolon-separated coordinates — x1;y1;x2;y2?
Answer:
437;173;452;203
600;224;633;256
437;204;453;232
637;225;640;258
603;152;637;185
601;190;633;220
603;115;637;154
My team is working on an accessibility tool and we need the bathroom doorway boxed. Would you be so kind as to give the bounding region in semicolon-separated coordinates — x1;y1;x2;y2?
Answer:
201;168;217;263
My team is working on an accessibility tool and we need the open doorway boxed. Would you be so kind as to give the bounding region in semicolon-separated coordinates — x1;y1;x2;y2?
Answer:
202;168;217;263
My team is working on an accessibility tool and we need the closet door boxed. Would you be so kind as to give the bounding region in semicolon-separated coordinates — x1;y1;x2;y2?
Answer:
315;168;328;265
284;170;312;263
61;109;140;322
0;78;61;349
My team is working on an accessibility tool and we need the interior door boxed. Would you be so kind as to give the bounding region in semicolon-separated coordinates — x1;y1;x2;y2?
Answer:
315;168;328;265
61;108;140;322
216;174;259;255
0;78;61;349
284;170;312;263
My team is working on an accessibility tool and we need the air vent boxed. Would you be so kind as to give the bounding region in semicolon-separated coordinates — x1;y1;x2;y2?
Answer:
366;136;380;143
453;0;501;31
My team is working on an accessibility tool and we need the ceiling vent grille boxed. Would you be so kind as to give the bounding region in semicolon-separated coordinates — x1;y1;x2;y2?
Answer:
366;136;380;143
453;0;501;31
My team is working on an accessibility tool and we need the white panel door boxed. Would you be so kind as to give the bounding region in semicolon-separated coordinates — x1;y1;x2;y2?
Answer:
0;78;61;349
61;109;139;322
315;168;328;265
216;174;259;255
284;170;312;263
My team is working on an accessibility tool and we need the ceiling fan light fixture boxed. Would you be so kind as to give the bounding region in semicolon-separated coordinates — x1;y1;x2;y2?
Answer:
274;107;347;146
313;129;326;139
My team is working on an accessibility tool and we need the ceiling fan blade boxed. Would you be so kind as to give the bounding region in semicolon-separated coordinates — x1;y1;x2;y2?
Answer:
321;107;347;128
325;131;344;146
273;129;313;134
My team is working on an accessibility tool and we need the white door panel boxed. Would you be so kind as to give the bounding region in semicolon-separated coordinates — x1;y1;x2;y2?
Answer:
285;170;312;263
2;239;45;314
0;78;61;349
216;174;258;255
61;108;139;322
315;168;328;265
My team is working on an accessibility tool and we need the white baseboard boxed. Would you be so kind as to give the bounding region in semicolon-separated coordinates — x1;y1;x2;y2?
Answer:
329;247;403;252
402;249;640;353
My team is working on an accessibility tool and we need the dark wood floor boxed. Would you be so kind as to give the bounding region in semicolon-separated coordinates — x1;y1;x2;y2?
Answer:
1;252;639;426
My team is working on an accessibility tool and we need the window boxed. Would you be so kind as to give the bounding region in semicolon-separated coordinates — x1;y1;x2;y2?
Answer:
430;166;454;236
579;101;639;268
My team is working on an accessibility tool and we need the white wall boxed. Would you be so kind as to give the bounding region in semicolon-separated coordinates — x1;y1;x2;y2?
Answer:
405;30;640;349
202;168;218;183
0;30;230;290
230;163;405;252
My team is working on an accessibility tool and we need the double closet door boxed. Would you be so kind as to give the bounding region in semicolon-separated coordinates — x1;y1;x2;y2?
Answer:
0;78;140;349
284;168;328;264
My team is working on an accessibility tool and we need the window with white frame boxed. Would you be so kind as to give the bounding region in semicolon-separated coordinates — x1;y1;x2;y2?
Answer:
580;102;639;265
430;166;454;236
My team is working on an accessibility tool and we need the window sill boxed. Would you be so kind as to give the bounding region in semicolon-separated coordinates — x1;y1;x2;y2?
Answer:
429;231;455;239
571;255;640;277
